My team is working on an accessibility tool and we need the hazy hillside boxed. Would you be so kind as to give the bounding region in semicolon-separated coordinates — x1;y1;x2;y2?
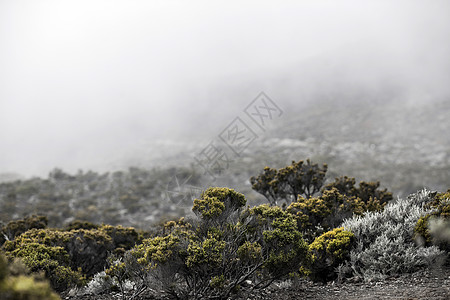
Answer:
115;94;450;203
2;94;448;229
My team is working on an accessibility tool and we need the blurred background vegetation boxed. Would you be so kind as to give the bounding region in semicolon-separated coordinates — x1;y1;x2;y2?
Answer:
1;97;448;229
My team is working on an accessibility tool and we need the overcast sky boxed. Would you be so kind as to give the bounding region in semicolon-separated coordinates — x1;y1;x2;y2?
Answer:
1;0;449;176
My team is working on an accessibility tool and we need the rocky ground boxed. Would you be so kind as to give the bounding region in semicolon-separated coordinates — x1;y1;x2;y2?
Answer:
62;267;450;300
274;267;450;300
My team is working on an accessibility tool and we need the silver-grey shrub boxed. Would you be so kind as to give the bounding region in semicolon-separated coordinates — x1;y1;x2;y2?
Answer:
342;189;444;281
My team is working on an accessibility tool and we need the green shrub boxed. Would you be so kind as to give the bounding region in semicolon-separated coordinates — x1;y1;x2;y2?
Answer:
0;275;61;300
131;231;188;269
308;228;355;282
415;214;433;245
323;176;392;210
64;220;99;231
0;253;60;300
0;216;48;246
2;228;114;277
286;187;386;242
248;167;279;205
99;224;141;252
251;162;392;242
287;195;332;230
192;187;246;221
286;191;335;241
1;224;140;291
250;159;328;205
243;204;309;279
108;187;309;299
414;191;450;261
2;232;86;292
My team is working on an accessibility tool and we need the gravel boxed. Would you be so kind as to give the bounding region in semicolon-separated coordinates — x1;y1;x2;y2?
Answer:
62;267;450;300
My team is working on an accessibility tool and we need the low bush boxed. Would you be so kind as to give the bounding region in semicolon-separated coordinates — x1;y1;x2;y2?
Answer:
308;227;355;282
104;187;309;300
2;229;88;291
342;189;445;281
287;187;387;242
0;215;48;246
64;220;99;231
414;190;450;264
1;222;142;292
98;224;142;254
414;191;450;244
323;176;393;207
0;252;60;300
250;160;328;205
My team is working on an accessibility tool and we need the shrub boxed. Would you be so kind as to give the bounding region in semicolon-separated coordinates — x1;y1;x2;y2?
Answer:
2;230;87;291
3;228;114;276
110;187;309;299
415;214;433;245
286;187;387;242
323;176;393;209
414;191;450;262
252;162;392;242
64;220;99;231
248;167;279;205
308;228;355;282
286;194;331;242
1;224;139;292
0;216;48;246
342;189;444;281
250;159;328;205
0;253;60;300
99;224;142;252
192;187;246;223
277;159;328;200
243;204;309;279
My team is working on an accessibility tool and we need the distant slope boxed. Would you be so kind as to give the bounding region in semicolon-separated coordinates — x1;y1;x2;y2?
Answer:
0;173;24;183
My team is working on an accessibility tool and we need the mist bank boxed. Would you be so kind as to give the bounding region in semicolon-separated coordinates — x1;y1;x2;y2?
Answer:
1;0;449;177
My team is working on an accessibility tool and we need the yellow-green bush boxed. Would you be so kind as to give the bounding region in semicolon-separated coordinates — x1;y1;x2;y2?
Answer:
415;214;433;245
0;215;48;247
3;228;112;276
250;162;391;242
186;233;226;269
308;227;355;282
114;188;309;299
1;223;140;292
2;232;86;292
414;191;450;254
246;205;309;278
192;187;246;220
64;220;99;231
237;241;262;263
99;224;141;251
0;275;61;300
0;253;60;300
131;233;185;268
323;176;393;206
322;177;390;217
250;159;328;205
287;187;387;242
429;191;450;218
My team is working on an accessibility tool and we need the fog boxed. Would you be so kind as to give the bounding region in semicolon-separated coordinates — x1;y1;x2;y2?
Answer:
1;0;449;177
